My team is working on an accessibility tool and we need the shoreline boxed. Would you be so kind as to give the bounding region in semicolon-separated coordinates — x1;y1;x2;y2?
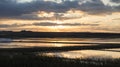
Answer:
0;44;120;52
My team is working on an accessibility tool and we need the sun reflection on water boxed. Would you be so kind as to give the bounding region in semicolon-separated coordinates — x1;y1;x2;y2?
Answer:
43;50;120;59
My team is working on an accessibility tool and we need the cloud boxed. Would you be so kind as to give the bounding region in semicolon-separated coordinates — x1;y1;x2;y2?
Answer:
110;0;120;3
11;12;84;20
0;22;99;29
0;24;28;28
78;0;113;14
0;0;120;19
112;18;120;20
33;22;99;26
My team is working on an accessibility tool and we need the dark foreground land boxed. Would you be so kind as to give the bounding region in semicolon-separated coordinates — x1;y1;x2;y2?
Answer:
0;47;120;67
0;43;120;67
0;52;120;67
0;31;120;38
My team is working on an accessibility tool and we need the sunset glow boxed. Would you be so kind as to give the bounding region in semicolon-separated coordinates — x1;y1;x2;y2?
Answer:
0;0;119;33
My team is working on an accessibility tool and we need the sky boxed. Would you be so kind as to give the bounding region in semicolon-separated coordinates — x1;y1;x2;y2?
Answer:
0;0;120;33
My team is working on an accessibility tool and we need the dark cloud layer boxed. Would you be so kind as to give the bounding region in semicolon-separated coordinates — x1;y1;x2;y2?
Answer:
110;0;120;3
0;22;99;28
0;24;28;28
79;0;112;14
33;22;99;26
0;0;119;19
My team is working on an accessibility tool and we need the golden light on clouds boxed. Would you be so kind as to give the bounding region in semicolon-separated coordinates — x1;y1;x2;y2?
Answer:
0;11;120;33
37;11;55;18
0;0;120;33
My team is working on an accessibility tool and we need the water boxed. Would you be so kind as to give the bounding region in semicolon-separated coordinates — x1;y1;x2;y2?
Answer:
0;38;120;59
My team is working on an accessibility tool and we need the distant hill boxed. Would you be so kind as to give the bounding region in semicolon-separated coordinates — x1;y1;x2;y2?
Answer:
0;31;120;38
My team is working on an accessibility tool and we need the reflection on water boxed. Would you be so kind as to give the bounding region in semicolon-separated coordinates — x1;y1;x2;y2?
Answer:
0;38;120;59
43;49;120;59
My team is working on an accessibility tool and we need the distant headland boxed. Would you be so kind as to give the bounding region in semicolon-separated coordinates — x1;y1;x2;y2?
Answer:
0;30;120;38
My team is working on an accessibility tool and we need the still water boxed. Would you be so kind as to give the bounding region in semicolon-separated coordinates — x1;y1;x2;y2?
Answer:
0;38;120;59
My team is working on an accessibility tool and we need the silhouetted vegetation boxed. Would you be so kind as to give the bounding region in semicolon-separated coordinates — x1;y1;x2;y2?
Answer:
0;52;120;67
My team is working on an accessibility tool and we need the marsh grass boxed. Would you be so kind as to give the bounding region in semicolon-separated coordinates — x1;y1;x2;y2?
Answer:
0;52;120;67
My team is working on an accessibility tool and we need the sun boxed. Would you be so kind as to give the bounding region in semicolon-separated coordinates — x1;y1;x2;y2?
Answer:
55;21;65;29
48;21;65;32
57;25;65;29
56;20;63;24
